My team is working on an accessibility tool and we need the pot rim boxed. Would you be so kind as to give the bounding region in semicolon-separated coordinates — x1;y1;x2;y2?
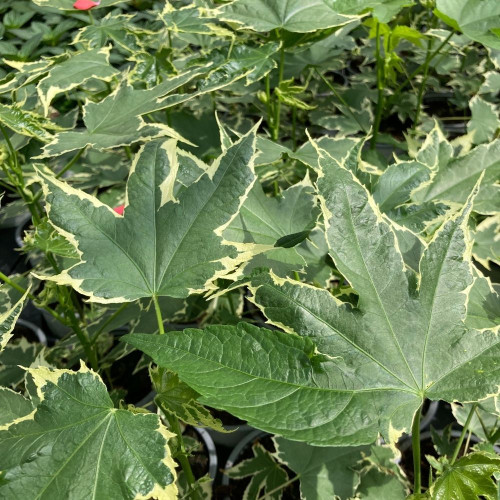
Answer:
16;318;47;346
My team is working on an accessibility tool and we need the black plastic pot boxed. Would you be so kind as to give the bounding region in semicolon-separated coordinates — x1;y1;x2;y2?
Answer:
442;121;467;137
195;426;218;480
14;318;47;345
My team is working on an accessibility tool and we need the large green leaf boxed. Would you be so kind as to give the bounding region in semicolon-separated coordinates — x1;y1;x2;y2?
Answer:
0;364;177;499
40;46;278;157
37;47;119;115
430;452;500;500
124;153;499;446
436;0;500;49
36;129;257;302
217;0;358;33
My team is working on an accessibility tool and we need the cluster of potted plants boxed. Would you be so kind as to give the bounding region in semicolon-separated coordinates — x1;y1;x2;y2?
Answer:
0;0;499;498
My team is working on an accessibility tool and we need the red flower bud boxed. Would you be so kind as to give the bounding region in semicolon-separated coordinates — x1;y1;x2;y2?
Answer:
113;204;125;215
73;0;100;10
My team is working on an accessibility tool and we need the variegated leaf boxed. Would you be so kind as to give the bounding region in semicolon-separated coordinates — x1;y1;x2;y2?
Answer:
217;0;358;32
39;69;205;157
151;367;226;432
0;364;177;500
36;129;257;302
473;215;500;269
0;289;29;352
411;127;500;215
37;47;119;115
0;103;62;143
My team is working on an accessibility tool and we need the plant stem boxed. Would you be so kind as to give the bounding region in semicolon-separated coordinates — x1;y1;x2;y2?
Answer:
124;146;133;160
412;403;423;495
371;22;385;149
152;302;197;492
152;295;165;334
463;429;472;456
488;423;500;444
316;69;367;133
389;30;454;108
450;403;477;465
413;13;436;130
56;147;85;179
68;309;99;371
474;407;491;441
264;73;273;134
272;40;285;141
291;106;297;151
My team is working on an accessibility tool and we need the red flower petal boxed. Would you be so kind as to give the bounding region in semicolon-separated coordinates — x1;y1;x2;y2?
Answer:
113;204;125;215
73;0;100;10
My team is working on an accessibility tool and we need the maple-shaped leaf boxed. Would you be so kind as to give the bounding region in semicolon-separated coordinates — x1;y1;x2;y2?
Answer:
0;364;177;499
430;452;500;500
36;128;257;303
217;0;358;32
123;147;500;446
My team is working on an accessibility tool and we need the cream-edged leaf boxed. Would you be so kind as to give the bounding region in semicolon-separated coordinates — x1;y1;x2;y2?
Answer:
0;289;29;352
37;129;257;302
0;364;177;500
217;0;358;33
37;48;119;116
